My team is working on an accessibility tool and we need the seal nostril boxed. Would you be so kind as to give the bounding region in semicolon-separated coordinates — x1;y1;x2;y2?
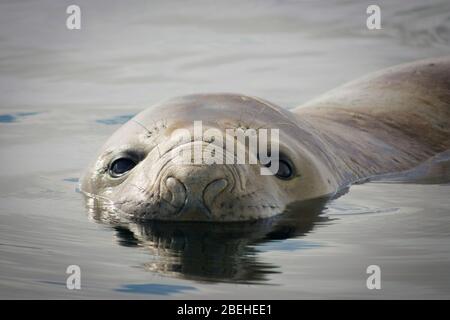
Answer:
203;178;228;210
165;177;187;209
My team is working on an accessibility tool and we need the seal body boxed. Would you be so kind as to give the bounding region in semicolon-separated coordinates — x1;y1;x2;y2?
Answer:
81;57;450;221
294;56;450;188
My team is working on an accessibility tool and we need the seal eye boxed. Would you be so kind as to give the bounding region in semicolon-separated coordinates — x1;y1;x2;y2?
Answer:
109;158;136;177
275;159;293;179
264;159;294;180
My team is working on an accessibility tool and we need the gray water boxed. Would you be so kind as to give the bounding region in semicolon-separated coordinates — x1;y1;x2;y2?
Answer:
1;0;450;299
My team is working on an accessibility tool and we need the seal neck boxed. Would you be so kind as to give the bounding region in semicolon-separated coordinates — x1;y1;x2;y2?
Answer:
295;108;441;188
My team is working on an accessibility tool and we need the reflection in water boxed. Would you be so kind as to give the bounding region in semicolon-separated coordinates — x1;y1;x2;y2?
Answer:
95;114;135;125
116;283;197;295
0;112;40;123
85;198;329;284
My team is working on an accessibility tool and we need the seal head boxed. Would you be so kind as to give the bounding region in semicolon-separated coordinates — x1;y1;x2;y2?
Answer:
80;94;337;221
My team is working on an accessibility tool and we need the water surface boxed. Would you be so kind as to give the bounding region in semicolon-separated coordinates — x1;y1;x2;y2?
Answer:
1;0;450;299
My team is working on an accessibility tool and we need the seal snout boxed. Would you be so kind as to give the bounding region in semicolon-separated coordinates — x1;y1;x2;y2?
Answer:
163;177;187;210
161;166;231;220
203;178;228;210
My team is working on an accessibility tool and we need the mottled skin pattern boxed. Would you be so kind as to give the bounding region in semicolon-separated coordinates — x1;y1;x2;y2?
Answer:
81;57;450;221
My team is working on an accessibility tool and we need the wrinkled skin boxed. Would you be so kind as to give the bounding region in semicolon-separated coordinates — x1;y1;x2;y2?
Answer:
81;57;450;222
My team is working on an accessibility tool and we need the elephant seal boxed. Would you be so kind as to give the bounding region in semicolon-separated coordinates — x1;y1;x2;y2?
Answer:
81;56;450;221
